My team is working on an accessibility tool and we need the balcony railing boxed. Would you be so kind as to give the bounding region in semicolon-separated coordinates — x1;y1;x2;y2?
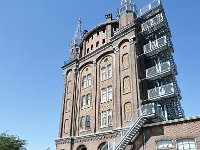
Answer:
140;0;161;16
147;83;179;101
141;13;165;34
143;36;172;57
146;61;175;80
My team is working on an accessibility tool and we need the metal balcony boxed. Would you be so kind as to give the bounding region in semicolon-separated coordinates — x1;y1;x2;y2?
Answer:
146;61;176;80
140;0;163;19
141;13;167;35
143;36;173;57
147;82;180;101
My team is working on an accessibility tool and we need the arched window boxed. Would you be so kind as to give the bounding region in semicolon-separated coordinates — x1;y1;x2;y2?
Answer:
122;53;129;69
67;81;71;93
64;119;69;134
100;56;113;81
124;102;132;121
123;76;131;93
65;99;70;112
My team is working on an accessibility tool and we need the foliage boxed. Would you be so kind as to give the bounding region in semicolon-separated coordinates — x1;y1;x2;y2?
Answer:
0;133;27;150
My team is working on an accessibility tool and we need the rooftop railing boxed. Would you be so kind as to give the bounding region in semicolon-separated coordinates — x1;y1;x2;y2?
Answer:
140;0;161;16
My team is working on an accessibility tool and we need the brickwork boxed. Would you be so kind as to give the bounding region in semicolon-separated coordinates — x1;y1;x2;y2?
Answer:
133;118;200;150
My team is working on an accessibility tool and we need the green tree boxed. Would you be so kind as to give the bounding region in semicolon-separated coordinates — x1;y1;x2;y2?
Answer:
0;133;27;150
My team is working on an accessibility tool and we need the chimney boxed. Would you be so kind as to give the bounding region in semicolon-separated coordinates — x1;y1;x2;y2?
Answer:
105;13;113;22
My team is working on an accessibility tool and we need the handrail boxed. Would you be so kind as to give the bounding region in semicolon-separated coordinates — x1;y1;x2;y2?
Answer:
115;103;164;149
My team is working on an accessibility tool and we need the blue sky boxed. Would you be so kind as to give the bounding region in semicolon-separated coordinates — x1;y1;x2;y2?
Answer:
0;0;200;150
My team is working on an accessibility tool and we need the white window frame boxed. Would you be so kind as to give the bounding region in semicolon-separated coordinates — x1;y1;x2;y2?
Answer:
107;109;113;126
101;67;107;81
156;140;174;149
101;111;107;128
82;95;86;109
82;76;87;88
107;64;112;79
101;88;107;103
80;116;85;130
86;94;91;107
87;74;92;87
107;86;112;101
176;138;197;150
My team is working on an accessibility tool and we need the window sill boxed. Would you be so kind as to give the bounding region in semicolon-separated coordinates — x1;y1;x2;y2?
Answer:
79;129;91;133
100;100;112;104
100;125;113;129
101;77;112;82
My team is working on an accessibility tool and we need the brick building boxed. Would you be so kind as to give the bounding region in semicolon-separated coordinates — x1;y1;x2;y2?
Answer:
55;0;200;150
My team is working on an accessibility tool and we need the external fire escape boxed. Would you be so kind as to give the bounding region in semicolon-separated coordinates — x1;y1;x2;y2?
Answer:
112;0;185;150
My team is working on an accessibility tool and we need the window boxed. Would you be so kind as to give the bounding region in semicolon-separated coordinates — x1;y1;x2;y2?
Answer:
107;86;112;101
64;119;69;134
87;74;92;87
80;116;85;130
101;88;107;103
101;110;113;128
82;74;92;88
82;76;87;88
85;115;90;128
67;81;71;93
177;139;197;150
65;99;70;112
102;28;106;33
102;39;105;44
101;111;107;127
96;41;99;47
87;48;89;54
81;95;86;109
122;53;130;69
86;94;91;107
107;64;112;78
156;140;173;149
97;31;99;36
91;44;93;50
101;64;112;81
124;102;132;121
123;76;131;93
101;67;107;81
107;109;113;126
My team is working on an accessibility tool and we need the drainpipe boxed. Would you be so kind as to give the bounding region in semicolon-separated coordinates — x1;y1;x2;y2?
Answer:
143;132;146;150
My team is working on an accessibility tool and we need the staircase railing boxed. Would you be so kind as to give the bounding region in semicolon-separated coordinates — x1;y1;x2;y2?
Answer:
114;103;164;150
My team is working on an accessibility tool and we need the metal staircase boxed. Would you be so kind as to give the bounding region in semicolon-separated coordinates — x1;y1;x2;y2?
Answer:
115;103;165;150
